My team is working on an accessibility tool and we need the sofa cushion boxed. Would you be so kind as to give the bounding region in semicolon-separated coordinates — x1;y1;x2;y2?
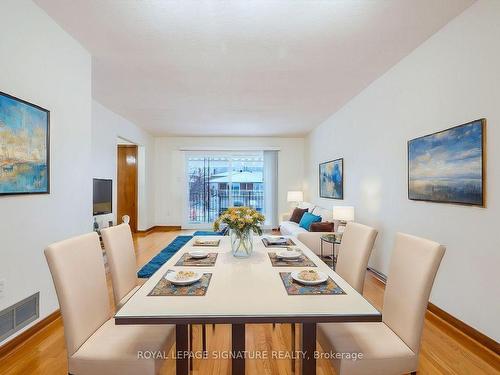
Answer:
310;221;335;232
289;207;308;223
298;201;315;211
312;206;334;222
279;221;308;236
299;212;322;231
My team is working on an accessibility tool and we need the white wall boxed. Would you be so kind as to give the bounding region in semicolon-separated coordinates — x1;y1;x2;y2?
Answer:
154;137;304;226
0;0;91;344
91;100;155;230
305;0;500;341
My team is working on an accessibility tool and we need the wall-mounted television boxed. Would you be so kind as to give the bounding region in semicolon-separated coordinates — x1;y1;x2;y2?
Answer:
93;178;112;215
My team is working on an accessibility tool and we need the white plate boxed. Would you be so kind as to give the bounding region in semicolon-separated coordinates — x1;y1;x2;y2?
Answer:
267;235;286;240
291;270;328;285
265;236;288;243
194;238;212;244
276;249;302;260
188;250;209;259
165;270;203;286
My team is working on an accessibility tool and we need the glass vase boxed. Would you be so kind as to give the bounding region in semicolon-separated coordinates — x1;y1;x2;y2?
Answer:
230;228;254;258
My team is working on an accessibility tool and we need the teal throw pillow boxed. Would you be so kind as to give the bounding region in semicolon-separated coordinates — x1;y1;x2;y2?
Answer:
299;212;322;231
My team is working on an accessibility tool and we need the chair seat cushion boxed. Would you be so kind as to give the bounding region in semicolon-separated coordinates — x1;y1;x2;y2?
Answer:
69;319;175;375
317;322;417;375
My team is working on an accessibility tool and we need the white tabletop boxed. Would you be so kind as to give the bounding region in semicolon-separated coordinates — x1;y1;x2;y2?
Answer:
115;235;381;324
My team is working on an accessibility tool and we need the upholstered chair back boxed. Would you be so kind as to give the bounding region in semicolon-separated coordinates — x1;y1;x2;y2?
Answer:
101;223;138;306
383;232;445;354
44;232;111;356
335;222;378;293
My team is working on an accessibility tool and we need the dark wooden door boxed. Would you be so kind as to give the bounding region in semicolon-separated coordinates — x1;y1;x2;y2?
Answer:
117;145;138;232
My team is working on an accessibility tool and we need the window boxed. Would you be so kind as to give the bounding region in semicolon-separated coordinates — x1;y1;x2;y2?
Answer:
186;152;266;226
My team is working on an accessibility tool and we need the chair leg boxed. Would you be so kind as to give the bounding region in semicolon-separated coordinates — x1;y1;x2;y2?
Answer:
202;323;207;352
189;324;193;373
291;323;296;374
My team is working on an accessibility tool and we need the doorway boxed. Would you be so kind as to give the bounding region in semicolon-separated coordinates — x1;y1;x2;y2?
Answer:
117;144;138;232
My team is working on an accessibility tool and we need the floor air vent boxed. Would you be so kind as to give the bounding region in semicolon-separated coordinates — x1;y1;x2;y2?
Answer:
0;292;39;342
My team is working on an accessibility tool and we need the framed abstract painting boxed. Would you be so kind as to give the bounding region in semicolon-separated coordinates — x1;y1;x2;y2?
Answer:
0;91;50;195
408;119;485;206
319;158;343;199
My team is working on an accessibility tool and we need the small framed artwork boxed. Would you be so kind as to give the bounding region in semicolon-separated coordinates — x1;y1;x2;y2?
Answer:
319;158;343;199
408;119;485;206
0;91;50;195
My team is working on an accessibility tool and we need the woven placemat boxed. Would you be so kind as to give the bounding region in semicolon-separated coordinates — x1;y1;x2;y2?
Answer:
193;239;220;247
148;271;212;296
268;252;316;267
279;272;345;295
262;238;296;248
174;253;218;266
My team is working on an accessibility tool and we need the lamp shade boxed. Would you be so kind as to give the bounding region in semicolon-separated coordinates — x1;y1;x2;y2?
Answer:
332;206;355;222
287;191;303;202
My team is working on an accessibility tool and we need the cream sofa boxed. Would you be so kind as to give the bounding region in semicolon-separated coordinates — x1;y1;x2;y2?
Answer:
280;202;335;256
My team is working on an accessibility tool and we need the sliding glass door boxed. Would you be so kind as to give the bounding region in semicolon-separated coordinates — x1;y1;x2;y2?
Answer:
185;152;265;227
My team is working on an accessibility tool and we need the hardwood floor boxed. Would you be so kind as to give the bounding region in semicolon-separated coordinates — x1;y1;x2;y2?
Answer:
0;230;498;374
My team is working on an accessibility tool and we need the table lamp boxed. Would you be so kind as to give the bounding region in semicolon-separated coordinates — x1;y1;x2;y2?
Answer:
332;206;354;233
287;191;303;208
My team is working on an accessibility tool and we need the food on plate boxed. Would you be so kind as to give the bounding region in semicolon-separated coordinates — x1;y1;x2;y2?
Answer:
298;270;320;281
175;271;196;280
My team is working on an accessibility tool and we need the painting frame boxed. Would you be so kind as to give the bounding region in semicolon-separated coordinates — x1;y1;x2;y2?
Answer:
407;119;486;207
0;91;50;196
319;158;344;200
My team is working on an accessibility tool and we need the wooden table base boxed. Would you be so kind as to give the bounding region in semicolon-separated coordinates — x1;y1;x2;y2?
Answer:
301;323;317;375
176;324;189;375
175;322;317;375
232;324;246;375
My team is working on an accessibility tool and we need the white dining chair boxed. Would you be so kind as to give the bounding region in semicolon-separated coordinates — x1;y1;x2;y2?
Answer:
101;223;207;360
335;222;378;293
45;232;174;375
101;223;140;309
318;232;445;375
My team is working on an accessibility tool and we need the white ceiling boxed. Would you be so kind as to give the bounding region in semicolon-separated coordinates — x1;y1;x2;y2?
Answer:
35;0;473;137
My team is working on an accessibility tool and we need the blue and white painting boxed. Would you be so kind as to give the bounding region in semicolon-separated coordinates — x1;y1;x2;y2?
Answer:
408;120;484;206
0;92;49;195
319;158;343;199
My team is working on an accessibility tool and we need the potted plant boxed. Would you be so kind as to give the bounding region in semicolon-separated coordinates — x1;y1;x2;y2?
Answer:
214;207;265;258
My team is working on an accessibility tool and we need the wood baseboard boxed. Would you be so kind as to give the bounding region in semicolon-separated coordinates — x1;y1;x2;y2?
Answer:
0;310;61;360
427;303;499;356
136;225;182;235
366;267;499;356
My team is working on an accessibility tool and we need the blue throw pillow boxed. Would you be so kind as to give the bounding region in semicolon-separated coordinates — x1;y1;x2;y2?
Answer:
299;212;322;231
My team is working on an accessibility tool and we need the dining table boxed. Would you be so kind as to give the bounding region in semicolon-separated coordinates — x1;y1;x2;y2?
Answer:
114;235;382;375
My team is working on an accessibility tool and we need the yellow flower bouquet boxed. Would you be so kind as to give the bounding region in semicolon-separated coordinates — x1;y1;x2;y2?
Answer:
214;206;265;235
214;207;265;257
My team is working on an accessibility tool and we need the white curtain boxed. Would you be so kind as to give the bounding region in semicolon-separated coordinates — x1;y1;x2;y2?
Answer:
263;150;279;227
